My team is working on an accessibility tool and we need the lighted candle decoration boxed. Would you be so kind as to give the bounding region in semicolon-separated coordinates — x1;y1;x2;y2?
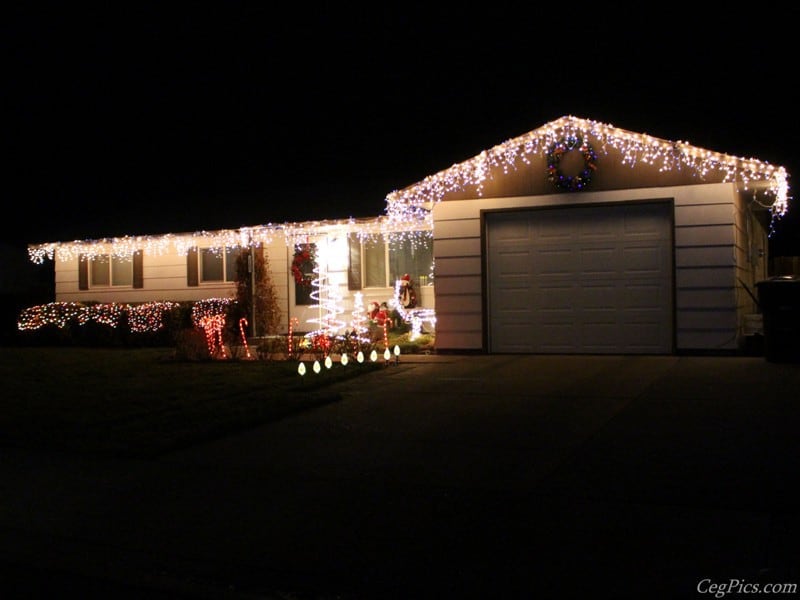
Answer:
357;351;364;363
370;349;378;362
394;344;401;365
341;353;349;366
313;360;321;374
298;362;306;376
324;356;333;369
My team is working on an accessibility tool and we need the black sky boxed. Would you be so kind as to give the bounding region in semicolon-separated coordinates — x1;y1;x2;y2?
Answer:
4;5;799;255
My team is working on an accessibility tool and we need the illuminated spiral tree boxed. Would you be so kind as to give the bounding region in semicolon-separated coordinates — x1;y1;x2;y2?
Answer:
305;239;346;348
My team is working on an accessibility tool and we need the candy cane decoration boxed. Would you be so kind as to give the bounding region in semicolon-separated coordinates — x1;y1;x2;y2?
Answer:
239;317;251;359
288;317;299;356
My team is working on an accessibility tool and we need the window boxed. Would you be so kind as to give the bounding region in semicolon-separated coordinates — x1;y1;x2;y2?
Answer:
199;246;241;283
89;254;133;287
348;233;433;290
389;236;433;288
363;238;386;287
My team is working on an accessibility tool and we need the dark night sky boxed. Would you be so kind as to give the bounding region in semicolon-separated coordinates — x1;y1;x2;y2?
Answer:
4;5;800;256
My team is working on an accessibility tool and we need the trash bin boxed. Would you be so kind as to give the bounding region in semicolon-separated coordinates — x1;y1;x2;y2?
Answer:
756;276;800;362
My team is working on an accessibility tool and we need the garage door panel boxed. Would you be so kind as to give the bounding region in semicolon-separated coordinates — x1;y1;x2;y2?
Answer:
579;246;618;278
494;288;532;310
581;285;617;308
534;212;575;242
620;323;666;351
493;250;531;277
622;244;668;276
488;202;673;354
491;217;530;242
538;284;577;310
623;283;667;310
535;248;576;274
623;210;670;237
491;324;533;352
578;218;618;241
539;321;576;349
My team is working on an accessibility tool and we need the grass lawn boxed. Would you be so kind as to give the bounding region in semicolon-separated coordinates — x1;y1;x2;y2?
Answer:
0;346;384;459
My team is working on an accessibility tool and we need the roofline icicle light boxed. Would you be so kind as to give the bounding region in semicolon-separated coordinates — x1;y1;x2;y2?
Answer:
28;216;432;264
28;116;789;264
384;115;791;228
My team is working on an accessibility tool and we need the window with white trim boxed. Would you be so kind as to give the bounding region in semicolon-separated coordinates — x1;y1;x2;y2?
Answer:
348;233;433;290
199;246;241;283
90;254;133;287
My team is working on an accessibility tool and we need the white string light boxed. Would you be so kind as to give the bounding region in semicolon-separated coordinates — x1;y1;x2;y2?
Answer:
27;116;790;265
384;115;790;228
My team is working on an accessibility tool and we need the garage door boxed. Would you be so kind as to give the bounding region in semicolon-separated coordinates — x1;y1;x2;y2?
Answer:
487;202;673;354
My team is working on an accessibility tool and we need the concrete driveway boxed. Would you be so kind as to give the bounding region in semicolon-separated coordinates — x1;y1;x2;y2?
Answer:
2;354;799;598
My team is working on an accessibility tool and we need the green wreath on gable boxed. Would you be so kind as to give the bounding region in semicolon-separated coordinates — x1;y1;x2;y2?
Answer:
546;135;598;191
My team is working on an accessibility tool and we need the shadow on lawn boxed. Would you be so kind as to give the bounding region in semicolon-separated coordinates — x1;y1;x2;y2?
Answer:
0;347;386;459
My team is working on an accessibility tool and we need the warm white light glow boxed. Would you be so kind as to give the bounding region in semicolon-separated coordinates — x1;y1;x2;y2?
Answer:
392;279;436;340
298;362;306;376
384;115;791;228
313;360;321;374
27;216;432;264
27;115;788;267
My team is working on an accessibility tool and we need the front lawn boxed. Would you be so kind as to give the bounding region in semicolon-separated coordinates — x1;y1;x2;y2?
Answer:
0;347;382;458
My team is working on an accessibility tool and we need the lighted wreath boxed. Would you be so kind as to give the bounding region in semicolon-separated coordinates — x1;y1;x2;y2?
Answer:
546;135;598;191
291;244;315;287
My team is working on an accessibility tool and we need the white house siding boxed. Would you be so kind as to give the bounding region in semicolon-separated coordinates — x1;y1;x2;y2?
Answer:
433;182;747;353
52;232;434;337
54;236;293;332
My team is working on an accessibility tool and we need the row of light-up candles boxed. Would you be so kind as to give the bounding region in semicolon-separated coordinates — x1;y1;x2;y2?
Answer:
297;345;401;376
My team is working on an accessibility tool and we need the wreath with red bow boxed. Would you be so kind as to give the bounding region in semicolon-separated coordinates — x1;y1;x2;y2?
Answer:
291;244;315;287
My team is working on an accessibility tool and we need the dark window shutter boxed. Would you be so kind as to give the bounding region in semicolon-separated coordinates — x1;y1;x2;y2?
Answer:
187;247;199;287
78;254;89;290
347;234;362;290
133;250;144;288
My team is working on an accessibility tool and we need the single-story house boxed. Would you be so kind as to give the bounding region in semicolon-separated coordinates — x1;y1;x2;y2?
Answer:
28;115;790;354
26;217;436;339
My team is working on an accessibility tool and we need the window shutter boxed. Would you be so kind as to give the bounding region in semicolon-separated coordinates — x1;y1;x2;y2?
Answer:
133;250;144;288
78;254;89;290
347;234;362;290
187;247;199;287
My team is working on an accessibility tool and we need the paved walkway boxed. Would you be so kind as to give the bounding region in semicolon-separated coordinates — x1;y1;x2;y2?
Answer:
2;354;800;598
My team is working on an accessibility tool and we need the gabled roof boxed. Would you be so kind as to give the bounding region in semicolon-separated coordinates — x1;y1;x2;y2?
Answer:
384;115;790;224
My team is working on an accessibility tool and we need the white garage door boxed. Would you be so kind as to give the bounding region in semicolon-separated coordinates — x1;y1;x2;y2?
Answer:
487;202;673;354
